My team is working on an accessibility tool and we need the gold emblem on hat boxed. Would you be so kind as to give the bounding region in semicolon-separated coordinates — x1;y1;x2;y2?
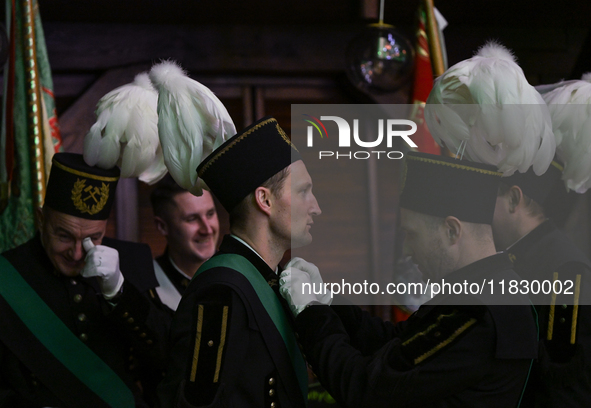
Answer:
71;178;109;215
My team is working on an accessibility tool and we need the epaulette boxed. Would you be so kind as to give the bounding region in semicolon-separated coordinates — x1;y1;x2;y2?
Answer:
542;268;585;362
390;305;486;370
184;291;231;406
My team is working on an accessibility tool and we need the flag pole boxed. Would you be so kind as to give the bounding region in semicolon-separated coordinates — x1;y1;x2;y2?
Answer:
423;0;444;77
22;0;46;210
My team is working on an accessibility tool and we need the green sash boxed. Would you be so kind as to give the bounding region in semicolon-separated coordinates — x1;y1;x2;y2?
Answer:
0;255;135;408
196;253;309;401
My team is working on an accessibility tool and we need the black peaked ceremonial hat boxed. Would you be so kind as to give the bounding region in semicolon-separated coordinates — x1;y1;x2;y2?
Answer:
44;152;120;220
197;116;302;212
400;152;502;225
500;160;563;205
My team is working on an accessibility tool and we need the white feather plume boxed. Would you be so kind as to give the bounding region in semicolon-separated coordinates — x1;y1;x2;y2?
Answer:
542;73;591;193
425;41;556;176
84;73;166;184
149;61;236;196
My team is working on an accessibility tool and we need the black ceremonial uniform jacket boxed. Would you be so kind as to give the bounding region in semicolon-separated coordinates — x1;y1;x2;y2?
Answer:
507;220;591;407
157;235;306;408
295;253;538;408
0;234;171;408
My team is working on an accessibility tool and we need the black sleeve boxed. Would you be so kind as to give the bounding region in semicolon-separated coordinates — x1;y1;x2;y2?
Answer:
536;262;591;406
158;284;250;408
103;239;173;370
296;305;497;408
108;273;172;372
331;304;402;356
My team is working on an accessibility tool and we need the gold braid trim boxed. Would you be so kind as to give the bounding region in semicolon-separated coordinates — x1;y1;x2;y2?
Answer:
213;306;229;383
190;305;205;382
402;312;457;346
198;118;297;177
276;123;299;152
52;159;119;182
407;155;502;177
413;318;478;365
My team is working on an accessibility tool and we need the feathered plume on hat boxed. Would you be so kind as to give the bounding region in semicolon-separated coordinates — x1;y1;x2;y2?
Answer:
425;41;556;176
84;73;167;184
149;61;236;196
541;73;591;193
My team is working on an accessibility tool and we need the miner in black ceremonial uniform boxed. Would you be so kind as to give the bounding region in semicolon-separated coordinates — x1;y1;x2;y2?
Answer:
0;152;170;408
157;116;321;407
492;161;591;407
279;152;538;408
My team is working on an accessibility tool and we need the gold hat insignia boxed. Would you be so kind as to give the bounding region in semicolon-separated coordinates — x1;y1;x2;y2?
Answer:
71;178;109;215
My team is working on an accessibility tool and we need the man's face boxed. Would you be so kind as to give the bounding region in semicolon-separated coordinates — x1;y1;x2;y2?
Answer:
158;190;220;265
400;208;454;282
271;160;322;249
38;207;107;277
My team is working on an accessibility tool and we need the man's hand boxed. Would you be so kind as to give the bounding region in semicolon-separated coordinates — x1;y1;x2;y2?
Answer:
81;237;124;300
285;257;332;305
279;267;318;317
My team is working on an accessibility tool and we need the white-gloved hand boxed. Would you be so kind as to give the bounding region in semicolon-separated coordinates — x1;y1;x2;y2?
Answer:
279;267;319;317
285;257;332;305
81;237;124;300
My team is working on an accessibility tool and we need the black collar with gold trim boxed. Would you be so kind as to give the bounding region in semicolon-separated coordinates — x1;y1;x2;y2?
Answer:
506;220;556;266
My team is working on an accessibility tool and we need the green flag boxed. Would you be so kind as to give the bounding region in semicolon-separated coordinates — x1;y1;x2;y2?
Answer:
0;0;61;252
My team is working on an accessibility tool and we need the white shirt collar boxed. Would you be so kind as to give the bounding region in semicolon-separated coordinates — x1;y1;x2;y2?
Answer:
230;234;279;274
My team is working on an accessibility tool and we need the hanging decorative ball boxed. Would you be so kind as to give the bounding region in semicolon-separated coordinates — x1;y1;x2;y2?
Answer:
346;23;414;94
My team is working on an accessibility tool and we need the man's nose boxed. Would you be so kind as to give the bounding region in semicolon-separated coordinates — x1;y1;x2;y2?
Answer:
310;194;322;216
198;220;213;234
71;241;85;261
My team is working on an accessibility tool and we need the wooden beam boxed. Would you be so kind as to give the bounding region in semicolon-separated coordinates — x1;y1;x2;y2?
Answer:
44;23;358;73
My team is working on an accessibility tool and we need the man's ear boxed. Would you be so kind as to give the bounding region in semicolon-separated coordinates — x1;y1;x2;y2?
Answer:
154;216;168;236
254;186;273;216
444;216;462;244
508;185;524;212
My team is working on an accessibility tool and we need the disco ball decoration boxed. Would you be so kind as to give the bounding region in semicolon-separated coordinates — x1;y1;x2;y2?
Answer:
346;24;414;94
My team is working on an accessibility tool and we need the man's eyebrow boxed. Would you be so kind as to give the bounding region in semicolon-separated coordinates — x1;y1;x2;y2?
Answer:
54;227;73;236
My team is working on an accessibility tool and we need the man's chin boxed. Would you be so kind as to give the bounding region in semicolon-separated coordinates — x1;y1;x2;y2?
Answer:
54;259;83;277
290;235;313;249
58;267;81;277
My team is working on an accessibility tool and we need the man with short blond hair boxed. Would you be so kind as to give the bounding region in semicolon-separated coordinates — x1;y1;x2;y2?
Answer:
158;116;321;408
150;176;220;311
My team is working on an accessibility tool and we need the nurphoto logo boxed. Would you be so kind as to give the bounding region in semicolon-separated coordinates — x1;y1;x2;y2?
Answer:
303;114;417;160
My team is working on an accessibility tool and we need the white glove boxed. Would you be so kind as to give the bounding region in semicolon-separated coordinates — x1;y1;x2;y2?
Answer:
279;268;319;317
81;237;124;300
285;257;332;305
